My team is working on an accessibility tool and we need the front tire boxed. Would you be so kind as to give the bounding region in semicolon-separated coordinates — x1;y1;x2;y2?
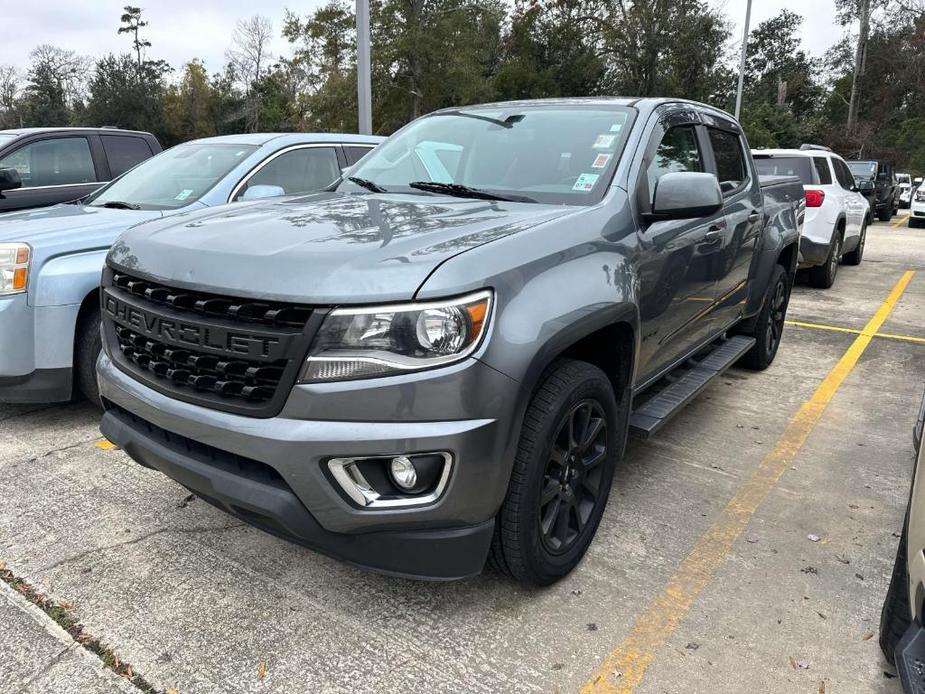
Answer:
843;222;867;266
808;233;842;289
74;305;103;408
738;264;790;371
489;359;620;585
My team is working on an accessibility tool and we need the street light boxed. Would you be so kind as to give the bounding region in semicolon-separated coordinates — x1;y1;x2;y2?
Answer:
357;0;372;135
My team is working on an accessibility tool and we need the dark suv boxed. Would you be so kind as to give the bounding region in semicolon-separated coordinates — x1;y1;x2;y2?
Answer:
0;127;161;213
847;159;898;222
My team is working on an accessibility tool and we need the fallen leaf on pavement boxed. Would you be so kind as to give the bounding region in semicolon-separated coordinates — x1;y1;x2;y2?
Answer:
258;661;268;681
862;631;875;641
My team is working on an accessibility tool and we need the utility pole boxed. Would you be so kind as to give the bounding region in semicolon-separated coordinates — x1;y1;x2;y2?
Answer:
734;0;753;120
356;0;372;135
847;0;871;134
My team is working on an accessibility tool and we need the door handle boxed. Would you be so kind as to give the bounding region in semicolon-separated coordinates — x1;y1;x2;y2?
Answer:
703;228;723;243
747;210;761;223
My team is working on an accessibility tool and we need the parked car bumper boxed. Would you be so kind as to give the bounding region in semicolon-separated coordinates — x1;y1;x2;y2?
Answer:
0;294;75;403
798;234;832;268
96;350;523;579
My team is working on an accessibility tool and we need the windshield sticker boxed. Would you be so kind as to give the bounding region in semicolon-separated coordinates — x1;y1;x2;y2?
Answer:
592;154;611;169
573;173;600;192
175;189;193;201
593;134;617;149
609;122;623;133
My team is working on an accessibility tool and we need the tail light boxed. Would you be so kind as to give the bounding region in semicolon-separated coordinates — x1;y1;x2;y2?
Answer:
805;189;825;207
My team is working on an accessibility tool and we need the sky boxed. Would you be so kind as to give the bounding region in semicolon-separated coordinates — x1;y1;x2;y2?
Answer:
2;0;847;77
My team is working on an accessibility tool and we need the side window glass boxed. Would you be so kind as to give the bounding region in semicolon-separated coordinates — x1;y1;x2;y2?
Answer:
0;137;95;188
836;160;854;191
707;128;746;193
102;135;153;177
646;125;703;205
344;146;375;166
813;157;832;185
234;147;340;202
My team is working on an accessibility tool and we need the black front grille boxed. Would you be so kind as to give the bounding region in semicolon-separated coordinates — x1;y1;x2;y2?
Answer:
102;268;322;417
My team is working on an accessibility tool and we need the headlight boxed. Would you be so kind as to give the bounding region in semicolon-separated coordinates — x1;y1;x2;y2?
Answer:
0;243;30;296
300;290;492;382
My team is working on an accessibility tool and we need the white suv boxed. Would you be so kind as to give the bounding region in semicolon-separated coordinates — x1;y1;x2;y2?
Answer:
910;182;925;228
753;146;869;288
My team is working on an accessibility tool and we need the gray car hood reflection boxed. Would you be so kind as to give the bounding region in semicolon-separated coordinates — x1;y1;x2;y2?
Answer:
109;192;577;303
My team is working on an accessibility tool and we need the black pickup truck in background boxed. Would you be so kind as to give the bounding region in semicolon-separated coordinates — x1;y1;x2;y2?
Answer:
0;127;161;213
848;159;899;222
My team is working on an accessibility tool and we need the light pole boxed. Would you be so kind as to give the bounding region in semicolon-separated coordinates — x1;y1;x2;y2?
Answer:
356;0;372;135
734;0;753;120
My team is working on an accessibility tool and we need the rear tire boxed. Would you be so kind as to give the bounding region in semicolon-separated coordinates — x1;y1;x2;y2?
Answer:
738;264;790;371
74;305;103;408
843;222;867;266
808;233;842;289
879;205;892;222
911;218;923;229
880;517;912;666
489;359;620;585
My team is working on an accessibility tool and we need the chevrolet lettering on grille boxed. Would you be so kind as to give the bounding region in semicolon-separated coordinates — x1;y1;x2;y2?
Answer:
103;292;287;361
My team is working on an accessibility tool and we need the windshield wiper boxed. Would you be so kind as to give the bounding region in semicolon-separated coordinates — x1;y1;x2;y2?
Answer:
408;181;535;203
97;200;142;210
347;176;388;193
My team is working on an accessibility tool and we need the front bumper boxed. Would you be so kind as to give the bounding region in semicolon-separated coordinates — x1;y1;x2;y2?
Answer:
97;351;522;579
0;294;77;403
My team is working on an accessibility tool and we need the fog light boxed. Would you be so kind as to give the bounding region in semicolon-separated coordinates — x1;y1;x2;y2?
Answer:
389;456;418;490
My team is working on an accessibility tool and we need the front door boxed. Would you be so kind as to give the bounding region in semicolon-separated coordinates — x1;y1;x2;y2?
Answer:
635;115;726;384
0;136;102;212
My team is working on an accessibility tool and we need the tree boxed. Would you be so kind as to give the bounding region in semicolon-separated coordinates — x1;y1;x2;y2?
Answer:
86;54;165;134
227;15;273;132
0;66;21;128
162;61;217;143
20;46;89;126
119;6;152;67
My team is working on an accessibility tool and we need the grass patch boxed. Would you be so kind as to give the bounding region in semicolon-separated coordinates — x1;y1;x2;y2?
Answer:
0;560;161;693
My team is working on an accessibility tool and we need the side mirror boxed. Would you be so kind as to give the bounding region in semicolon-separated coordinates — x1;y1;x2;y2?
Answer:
858;180;875;193
648;172;723;221
0;167;22;193
241;184;286;201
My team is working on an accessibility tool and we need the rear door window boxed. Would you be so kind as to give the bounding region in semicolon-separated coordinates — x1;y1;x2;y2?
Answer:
706;128;747;193
834;159;856;191
102;135;154;177
344;145;375;166
0;137;96;188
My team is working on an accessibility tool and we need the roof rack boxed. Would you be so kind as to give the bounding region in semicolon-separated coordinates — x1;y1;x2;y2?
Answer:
799;143;832;152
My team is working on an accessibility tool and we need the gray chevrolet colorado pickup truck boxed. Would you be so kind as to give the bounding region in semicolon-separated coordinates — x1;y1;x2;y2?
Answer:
97;98;804;585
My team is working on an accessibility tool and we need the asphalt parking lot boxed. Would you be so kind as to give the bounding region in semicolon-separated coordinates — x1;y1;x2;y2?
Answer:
1;216;924;694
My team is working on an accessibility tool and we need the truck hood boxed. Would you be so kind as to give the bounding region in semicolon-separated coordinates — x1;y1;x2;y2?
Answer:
0;203;162;248
109;192;576;303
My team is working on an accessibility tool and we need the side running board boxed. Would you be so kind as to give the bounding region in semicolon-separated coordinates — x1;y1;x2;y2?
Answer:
629;335;756;440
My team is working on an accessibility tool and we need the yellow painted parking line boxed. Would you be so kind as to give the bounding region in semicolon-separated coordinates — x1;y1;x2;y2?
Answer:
95;439;118;450
785;319;861;336
581;270;915;694
785;320;925;346
893;214;911;228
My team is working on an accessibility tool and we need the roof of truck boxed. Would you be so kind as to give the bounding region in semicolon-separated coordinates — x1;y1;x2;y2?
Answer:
0;126;154;137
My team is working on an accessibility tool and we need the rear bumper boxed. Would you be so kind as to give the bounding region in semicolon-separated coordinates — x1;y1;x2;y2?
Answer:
100;404;493;580
798;235;831;268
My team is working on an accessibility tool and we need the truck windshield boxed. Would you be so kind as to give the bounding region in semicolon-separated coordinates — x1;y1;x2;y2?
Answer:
339;106;635;205
753;157;814;184
847;161;877;179
86;143;257;210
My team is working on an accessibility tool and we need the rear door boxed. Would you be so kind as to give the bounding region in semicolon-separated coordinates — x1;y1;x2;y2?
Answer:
635;111;728;384
701;118;762;332
833;158;866;240
0;134;103;212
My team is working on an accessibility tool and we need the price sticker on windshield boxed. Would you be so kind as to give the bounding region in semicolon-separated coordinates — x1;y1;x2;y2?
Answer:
573;173;600;192
593;134;617;149
592;154;611;169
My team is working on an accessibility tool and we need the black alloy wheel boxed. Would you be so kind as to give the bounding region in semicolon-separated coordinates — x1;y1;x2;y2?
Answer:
539;399;608;555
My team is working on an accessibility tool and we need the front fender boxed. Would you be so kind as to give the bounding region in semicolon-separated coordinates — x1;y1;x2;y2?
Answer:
32;249;107;308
